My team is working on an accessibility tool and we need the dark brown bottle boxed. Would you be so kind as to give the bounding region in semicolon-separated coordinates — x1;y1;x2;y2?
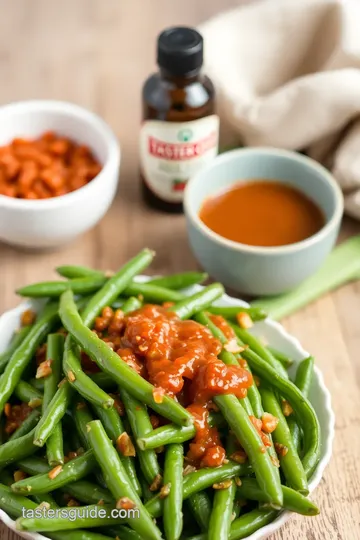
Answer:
140;27;219;212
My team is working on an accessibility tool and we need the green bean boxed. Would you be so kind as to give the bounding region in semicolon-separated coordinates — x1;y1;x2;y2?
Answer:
87;420;162;540
137;423;195;451
121;296;142;313
8;409;40;441
124;282;184;303
259;386;308;493
245;382;263;419
145;461;251;518
0;427;38;466
81;248;155;327
14;380;42;406
43;334;65;466
226;432;238;455
137;412;224;451
194;312;282;500
267;347;294;368
236;477;319;515
293;356;314;397
138;474;154;503
16;276;108;298
188;509;278;540
163;443;184;540
260;386;308;493
17;456;50;475
73;401;94;449
226;434;266;522
11;449;96;494
63;480;114;505
32;492;59;508
91;401;141;496
61;264;120;415
63;335;114;409
0;482;38;516
72;401;108;488
29;377;45;391
208;479;236;540
231;511;277;538
33;380;73;447
240;348;321;478
232;500;243;521
171;283;224;320
187;492;212;532
111;298;126;309
236;387;253;416
57;265;207;290
59;289;192;426
91;401;126;443
16;456;114;505
0;326;32;374
288;356;314;454
148;272;208;289
230;324;288;378
56;265;104;280
214;393;282;506
0;301;59;414
120;389;160;485
207;305;268;322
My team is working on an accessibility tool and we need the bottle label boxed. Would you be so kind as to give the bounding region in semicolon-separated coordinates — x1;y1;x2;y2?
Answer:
140;115;220;203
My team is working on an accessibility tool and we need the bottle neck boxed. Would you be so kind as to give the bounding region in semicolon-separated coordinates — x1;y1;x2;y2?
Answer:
159;68;201;86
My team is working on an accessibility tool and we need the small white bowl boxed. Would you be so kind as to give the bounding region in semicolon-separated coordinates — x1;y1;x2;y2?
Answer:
0;100;121;249
0;278;334;540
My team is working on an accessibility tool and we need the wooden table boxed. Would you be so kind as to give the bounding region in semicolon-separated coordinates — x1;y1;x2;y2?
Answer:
1;1;360;539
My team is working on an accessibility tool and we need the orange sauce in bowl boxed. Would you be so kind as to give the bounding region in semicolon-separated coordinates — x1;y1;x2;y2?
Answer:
199;180;325;247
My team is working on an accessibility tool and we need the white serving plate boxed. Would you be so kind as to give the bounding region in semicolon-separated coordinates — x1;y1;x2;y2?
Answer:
0;280;335;540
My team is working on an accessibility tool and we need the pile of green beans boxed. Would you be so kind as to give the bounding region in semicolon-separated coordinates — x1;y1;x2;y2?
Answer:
0;249;321;540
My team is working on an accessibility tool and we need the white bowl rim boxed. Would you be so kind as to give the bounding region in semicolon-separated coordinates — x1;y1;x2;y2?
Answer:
0;100;120;211
184;146;344;255
0;277;335;540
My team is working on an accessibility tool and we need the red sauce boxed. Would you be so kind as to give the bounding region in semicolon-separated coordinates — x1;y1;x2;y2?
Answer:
90;304;253;468
199;180;325;247
208;313;237;341
4;403;33;435
186;404;226;468
122;305;252;403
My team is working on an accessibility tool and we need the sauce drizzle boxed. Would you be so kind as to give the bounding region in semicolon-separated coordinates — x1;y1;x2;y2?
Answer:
85;304;254;467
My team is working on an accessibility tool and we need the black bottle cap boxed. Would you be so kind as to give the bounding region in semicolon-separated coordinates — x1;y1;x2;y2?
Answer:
157;27;203;76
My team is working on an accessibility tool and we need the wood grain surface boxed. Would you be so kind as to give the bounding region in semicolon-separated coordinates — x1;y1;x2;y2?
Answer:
0;1;360;539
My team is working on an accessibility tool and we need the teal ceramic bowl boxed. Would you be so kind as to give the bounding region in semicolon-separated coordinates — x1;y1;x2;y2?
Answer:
184;147;344;296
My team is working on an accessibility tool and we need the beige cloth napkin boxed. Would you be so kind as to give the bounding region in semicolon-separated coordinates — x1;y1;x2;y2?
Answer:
199;0;360;220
